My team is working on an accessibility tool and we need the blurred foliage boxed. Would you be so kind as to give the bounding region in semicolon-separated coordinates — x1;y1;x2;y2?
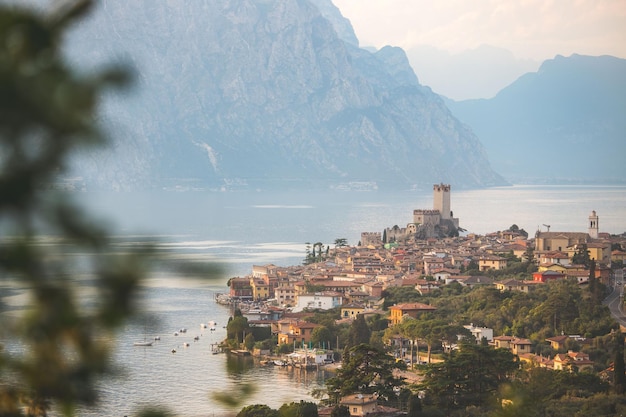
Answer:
0;1;218;416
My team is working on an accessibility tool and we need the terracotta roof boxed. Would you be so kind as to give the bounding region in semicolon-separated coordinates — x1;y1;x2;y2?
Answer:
390;302;437;311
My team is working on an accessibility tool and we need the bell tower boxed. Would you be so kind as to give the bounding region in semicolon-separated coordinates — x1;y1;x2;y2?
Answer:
588;210;599;239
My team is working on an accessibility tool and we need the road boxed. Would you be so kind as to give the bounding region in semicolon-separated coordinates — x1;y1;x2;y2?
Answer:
603;268;626;329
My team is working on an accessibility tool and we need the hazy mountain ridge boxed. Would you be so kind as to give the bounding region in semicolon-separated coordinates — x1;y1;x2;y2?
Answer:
65;0;504;191
406;45;540;100
446;54;626;184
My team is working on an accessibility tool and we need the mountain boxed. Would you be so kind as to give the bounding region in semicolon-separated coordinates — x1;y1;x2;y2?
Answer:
405;44;539;100
65;0;505;191
446;54;626;184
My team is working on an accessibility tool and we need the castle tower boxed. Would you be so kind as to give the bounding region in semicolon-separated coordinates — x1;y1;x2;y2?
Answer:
433;183;451;220
588;210;599;239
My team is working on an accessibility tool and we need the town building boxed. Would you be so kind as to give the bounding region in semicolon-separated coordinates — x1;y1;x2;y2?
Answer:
388;302;437;326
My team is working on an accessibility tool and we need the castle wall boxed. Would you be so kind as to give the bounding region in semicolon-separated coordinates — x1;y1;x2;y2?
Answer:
361;232;382;247
413;209;441;227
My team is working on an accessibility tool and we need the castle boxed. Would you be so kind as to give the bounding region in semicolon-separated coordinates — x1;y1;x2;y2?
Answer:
361;183;460;246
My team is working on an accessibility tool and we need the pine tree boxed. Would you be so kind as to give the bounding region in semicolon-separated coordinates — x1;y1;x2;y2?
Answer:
347;314;371;348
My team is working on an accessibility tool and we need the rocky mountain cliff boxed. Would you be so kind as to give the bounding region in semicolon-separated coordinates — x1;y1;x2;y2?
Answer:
66;0;505;191
447;54;626;184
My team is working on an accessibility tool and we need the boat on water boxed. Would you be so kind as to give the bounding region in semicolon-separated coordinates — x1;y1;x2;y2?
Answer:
133;341;154;347
230;349;251;356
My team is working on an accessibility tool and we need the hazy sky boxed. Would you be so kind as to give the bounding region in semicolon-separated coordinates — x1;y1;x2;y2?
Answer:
333;0;626;61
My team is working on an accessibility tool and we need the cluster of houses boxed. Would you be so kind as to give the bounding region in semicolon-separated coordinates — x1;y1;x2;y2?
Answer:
220;186;624;383
387;316;595;374
228;222;622;311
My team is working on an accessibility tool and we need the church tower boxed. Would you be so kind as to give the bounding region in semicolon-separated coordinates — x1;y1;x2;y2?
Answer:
588;210;599;239
433;183;451;220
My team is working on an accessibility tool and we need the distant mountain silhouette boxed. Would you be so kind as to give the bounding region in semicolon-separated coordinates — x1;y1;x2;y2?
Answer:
405;44;539;100
447;54;626;184
64;0;504;191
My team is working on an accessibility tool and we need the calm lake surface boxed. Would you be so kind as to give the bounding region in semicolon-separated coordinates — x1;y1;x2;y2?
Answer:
3;185;626;416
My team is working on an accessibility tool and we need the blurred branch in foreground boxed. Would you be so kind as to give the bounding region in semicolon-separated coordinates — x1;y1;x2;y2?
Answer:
0;1;220;416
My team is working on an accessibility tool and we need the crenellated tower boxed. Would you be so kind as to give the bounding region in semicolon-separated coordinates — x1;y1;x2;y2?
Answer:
433;183;451;220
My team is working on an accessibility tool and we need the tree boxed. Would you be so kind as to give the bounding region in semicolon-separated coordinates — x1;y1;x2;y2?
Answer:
330;405;350;417
0;2;179;416
237;404;279;417
311;325;333;349
419;341;518;412
244;332;256;351
407;394;422;417
347;314;371;348
278;401;318;417
614;331;625;395
227;309;250;343
572;244;591;267
325;343;406;405
303;242;313;265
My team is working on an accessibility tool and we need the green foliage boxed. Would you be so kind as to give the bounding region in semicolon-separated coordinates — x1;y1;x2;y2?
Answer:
277;343;293;354
347;314;371;348
333;238;348;248
572;244;591;267
0;2;174;416
613;332;625;394
303;242;329;265
325;343;405;405
330;405;350;417
305;282;326;293
249;325;272;342
382;286;422;307
236;404;279;417
366;313;389;332
419;341;518;412
420;280;616;346
407;394;422;417
496;367;610;416
244;333;256;351
311;325;333;349
227;315;250;343
278;401;318;417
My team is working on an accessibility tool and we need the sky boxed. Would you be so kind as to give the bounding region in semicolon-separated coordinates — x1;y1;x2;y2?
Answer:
332;0;626;61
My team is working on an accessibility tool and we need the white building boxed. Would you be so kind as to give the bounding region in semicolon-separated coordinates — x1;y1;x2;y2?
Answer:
464;324;494;343
292;292;343;312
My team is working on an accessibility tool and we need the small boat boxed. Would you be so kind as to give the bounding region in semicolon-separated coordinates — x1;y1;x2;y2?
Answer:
273;360;286;366
133;341;154;347
230;349;251;356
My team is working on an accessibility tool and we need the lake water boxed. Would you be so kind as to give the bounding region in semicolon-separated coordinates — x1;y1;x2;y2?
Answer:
3;184;626;416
